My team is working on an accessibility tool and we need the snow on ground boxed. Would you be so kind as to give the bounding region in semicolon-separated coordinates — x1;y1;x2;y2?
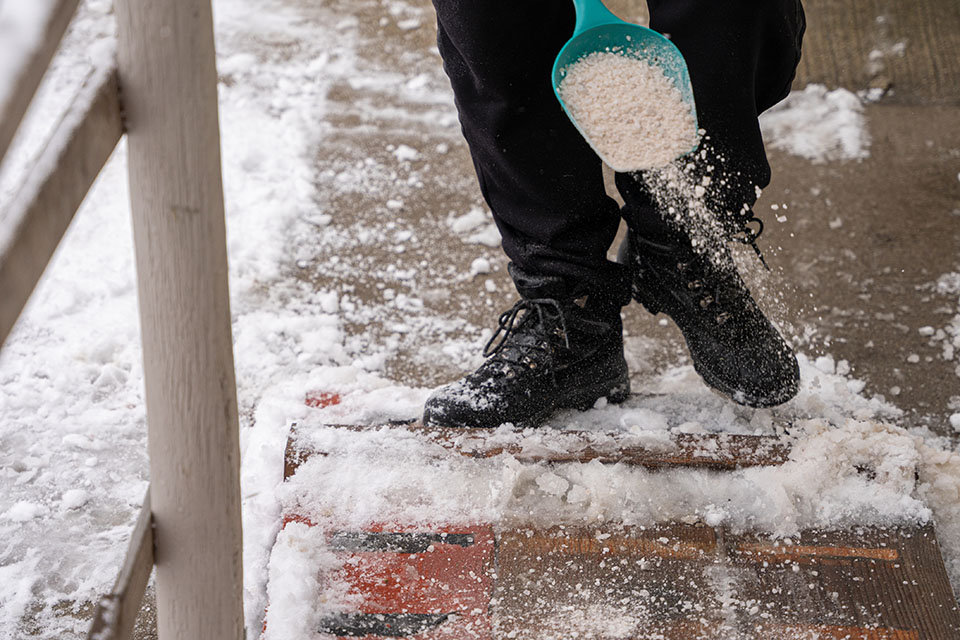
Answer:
759;84;871;163
0;0;956;638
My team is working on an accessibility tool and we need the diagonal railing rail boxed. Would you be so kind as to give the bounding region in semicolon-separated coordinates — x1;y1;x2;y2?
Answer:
0;1;243;638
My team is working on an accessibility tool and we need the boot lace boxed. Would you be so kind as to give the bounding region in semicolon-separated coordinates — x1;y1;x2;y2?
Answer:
725;213;768;269
482;298;570;375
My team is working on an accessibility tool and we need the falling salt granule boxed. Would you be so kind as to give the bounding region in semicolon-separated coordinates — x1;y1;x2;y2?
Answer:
557;51;697;171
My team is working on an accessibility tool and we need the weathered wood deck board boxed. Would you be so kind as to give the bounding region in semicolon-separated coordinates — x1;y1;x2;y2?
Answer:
279;422;960;639
291;521;960;639
608;0;960;103
284;423;793;480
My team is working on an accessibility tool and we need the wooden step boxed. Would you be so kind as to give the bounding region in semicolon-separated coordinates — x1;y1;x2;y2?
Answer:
283;422;793;480
271;422;960;639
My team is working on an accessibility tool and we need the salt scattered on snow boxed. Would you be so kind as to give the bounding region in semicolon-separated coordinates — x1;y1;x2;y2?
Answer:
447;206;501;247
396;18;422;31
392;143;420;162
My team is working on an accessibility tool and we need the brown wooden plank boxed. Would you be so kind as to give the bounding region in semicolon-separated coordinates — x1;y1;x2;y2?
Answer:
283;422;792;479
748;623;919;639
0;65;122;347
608;0;960;102
87;488;154;640
0;0;80;164
494;524;723;640
286;513;959;638
726;524;960;639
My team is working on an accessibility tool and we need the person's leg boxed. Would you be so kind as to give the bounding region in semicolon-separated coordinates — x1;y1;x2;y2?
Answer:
433;0;628;301
424;1;630;428
617;0;806;408
617;0;806;235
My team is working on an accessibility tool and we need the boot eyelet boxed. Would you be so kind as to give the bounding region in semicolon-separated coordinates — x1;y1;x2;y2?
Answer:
716;312;732;324
687;280;702;290
699;296;713;308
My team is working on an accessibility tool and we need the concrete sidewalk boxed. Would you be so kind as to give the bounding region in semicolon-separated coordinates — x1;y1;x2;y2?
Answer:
302;0;960;436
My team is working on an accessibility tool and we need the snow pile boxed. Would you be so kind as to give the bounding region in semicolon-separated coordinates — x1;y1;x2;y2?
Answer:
0;140;149;636
261;522;354;640
0;0;352;635
759;84;871;163
281;417;932;535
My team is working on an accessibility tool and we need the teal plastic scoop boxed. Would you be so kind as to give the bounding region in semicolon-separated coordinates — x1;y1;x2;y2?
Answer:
552;0;699;169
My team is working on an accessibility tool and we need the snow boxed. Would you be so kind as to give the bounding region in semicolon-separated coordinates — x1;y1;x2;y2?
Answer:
3;501;47;523
0;0;56;120
60;490;90;510
0;0;957;638
759;84;871;163
280;356;924;536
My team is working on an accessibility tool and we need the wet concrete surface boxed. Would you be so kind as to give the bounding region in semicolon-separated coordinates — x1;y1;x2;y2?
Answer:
760;104;960;434
292;0;960;437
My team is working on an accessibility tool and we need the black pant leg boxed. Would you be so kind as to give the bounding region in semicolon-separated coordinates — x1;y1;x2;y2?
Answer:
433;1;626;300
617;0;806;237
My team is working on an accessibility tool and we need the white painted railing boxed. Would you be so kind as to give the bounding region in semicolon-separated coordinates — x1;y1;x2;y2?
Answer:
0;1;243;638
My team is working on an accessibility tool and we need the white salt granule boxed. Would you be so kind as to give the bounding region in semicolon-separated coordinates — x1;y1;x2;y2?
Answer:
558;51;697;171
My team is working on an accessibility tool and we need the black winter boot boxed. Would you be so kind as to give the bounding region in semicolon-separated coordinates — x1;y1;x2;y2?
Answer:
422;270;630;429
623;228;799;408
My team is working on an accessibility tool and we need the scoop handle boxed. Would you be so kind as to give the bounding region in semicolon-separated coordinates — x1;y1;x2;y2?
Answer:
572;0;625;35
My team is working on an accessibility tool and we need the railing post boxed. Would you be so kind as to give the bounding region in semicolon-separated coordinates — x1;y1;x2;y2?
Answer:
114;1;243;638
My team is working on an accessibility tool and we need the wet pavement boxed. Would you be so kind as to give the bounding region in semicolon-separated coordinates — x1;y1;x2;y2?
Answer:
290;0;960;437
